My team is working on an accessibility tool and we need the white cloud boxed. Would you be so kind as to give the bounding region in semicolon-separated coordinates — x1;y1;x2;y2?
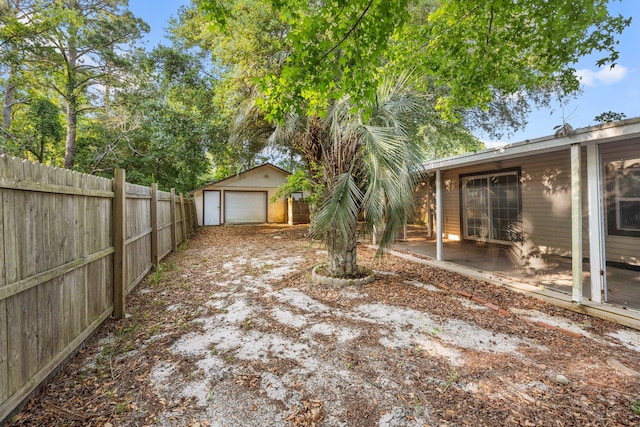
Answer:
481;140;507;149
576;65;628;86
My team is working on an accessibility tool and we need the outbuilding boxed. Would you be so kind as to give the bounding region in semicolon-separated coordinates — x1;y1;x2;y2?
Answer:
192;163;290;226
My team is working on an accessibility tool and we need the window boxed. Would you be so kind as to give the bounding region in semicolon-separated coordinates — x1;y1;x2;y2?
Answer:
461;170;521;244
607;158;640;237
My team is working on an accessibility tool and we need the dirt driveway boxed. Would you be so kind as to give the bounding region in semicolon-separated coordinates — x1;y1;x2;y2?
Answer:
8;225;640;426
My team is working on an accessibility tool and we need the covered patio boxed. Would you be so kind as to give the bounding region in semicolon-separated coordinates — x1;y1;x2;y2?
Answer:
391;229;640;330
393;228;640;311
404;119;640;329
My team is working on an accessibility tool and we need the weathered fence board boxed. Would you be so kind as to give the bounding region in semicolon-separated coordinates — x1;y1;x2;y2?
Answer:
0;164;5;404
125;183;153;295
0;158;196;423
158;192;173;260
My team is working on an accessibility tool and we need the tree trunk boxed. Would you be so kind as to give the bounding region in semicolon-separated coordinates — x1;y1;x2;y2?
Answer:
2;65;18;131
64;97;77;169
326;225;359;278
64;35;78;169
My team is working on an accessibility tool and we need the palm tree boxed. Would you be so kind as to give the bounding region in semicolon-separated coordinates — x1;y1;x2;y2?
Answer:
306;73;424;277
232;73;426;278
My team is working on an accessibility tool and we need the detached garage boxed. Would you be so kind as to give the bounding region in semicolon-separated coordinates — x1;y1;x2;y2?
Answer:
192;163;290;226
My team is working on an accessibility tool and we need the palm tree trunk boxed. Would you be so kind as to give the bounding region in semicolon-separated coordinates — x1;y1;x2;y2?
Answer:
326;225;358;277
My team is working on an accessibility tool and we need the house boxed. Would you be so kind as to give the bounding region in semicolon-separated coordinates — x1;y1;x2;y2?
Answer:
192;163;290;226
418;118;640;317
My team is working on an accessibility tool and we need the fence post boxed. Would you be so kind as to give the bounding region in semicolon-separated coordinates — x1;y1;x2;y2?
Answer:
113;169;126;319
170;188;177;253
151;183;159;266
179;193;187;244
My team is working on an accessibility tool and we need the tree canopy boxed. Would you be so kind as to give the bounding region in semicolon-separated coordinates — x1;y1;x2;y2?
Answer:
0;1;227;192
199;0;630;133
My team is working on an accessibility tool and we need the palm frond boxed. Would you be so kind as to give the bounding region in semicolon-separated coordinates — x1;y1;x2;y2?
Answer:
357;72;426;252
310;172;363;241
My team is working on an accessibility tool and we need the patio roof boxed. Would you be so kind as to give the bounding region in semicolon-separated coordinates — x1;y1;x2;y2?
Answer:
423;117;640;172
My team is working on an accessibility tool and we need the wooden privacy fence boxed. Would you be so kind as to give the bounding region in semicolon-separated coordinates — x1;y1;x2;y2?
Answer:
0;156;196;423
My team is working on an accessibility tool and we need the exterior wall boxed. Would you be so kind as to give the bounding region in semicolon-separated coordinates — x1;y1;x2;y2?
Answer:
411;178;431;226
194;190;204;226
442;169;461;239
442;149;591;254
216;165;287;188
521;151;573;256
192;165;289;226
440;141;640;266
441;150;575;253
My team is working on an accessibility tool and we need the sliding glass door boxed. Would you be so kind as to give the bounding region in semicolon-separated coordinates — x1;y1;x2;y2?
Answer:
462;171;520;243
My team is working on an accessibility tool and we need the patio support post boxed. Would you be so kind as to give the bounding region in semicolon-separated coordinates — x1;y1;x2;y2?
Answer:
587;141;606;303
435;169;443;261
570;144;583;304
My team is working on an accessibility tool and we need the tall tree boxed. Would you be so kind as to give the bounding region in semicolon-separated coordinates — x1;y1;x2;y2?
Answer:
73;45;223;193
172;1;292;172
310;74;425;277
32;0;148;168
0;0;51;138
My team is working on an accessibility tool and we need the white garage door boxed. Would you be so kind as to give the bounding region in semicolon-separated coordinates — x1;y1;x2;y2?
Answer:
224;191;267;224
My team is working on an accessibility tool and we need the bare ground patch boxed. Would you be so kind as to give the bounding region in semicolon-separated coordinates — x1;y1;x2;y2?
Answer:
8;225;640;426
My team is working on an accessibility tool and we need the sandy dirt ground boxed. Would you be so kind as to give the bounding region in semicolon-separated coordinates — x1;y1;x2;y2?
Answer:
7;225;640;426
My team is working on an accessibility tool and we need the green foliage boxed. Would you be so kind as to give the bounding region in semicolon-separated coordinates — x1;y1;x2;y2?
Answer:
414;0;630;118
199;0;631;132
69;45;222;193
271;169;312;202
1;0;150;169
441;366;461;394
23;97;64;163
257;0;411;121
594;111;627;123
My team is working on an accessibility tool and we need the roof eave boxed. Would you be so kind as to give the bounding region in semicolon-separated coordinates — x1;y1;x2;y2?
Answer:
423;117;640;172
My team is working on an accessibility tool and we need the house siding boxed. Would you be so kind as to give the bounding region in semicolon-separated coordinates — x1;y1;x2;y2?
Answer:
441;140;639;266
521;151;573;256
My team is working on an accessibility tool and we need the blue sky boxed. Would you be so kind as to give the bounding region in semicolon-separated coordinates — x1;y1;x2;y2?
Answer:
128;0;639;145
128;0;190;48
